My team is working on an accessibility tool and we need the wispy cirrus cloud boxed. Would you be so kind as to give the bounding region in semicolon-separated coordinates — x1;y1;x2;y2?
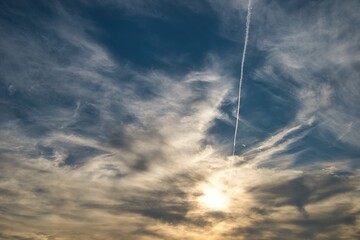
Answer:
0;2;232;239
0;0;359;239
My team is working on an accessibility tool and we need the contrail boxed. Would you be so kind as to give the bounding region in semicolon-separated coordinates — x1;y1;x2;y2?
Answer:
232;0;252;157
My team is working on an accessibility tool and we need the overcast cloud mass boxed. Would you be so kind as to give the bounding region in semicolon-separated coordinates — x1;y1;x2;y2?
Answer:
0;0;360;239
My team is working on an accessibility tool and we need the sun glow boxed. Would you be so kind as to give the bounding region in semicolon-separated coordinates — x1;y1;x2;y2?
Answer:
199;186;229;210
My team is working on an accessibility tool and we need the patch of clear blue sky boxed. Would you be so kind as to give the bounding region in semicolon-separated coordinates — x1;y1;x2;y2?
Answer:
71;0;234;73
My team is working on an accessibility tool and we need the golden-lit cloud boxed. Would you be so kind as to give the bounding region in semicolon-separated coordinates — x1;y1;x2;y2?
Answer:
0;0;359;239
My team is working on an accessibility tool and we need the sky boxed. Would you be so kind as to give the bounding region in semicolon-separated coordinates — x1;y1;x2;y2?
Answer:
0;0;360;239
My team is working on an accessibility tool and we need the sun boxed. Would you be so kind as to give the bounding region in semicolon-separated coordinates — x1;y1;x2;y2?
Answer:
199;186;229;210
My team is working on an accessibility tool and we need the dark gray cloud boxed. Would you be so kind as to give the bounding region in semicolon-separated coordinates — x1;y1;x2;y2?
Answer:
250;174;356;212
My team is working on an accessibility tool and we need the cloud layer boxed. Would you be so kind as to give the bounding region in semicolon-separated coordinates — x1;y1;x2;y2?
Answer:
0;0;359;239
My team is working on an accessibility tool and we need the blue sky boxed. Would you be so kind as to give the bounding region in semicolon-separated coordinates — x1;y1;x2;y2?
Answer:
0;0;360;239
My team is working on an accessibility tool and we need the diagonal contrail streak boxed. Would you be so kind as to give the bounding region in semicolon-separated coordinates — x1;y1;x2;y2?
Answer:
232;0;252;157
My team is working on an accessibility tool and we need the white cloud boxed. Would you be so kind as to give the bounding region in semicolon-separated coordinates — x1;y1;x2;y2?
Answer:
0;1;359;239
